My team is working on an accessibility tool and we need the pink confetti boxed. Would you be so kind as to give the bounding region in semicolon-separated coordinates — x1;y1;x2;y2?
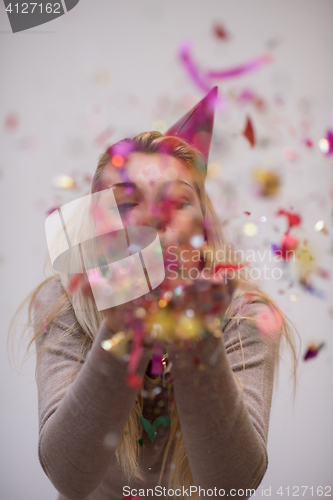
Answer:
179;41;211;94
256;306;283;343
4;112;19;132
324;130;333;155
94;126;115;148
205;53;273;79
151;342;164;375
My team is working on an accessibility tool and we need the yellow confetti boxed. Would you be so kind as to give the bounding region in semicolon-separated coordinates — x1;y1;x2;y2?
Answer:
243;223;258;237
52;175;75;189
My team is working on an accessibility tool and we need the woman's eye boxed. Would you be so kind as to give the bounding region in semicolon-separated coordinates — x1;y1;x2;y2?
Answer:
176;200;191;209
117;203;138;214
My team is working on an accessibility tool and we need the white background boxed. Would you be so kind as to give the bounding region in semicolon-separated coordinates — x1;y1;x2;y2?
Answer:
0;1;332;499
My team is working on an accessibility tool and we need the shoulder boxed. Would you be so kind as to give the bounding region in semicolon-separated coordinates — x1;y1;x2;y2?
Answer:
33;276;75;332
222;292;283;346
35;276;65;306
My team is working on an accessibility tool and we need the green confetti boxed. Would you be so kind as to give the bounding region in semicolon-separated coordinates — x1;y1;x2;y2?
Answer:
138;438;143;446
139;415;171;442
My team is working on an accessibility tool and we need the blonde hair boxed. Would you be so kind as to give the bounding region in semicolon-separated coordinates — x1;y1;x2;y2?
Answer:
9;131;300;496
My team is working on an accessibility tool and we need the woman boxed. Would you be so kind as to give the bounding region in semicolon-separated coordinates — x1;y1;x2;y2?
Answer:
20;89;298;500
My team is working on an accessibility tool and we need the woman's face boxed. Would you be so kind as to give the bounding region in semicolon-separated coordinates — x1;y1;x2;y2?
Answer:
99;152;205;256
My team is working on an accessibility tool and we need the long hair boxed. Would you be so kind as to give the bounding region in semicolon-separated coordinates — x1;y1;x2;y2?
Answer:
9;131;300;496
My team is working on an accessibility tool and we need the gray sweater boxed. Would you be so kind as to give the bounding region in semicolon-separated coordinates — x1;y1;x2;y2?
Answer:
34;278;280;500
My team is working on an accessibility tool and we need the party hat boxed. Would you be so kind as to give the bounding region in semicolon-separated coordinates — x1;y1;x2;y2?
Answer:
164;86;218;167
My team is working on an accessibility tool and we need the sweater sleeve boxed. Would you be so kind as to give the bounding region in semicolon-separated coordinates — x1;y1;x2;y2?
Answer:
34;278;151;499
167;299;280;498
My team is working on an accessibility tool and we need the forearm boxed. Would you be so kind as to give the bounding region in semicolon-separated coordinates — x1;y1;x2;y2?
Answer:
38;321;151;499
168;334;267;495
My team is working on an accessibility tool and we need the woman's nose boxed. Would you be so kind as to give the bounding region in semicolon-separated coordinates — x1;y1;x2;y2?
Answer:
146;203;166;232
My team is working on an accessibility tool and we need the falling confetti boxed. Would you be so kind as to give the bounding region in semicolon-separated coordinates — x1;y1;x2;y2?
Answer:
52;175;75;189
243;222;258;237
4;112;19;132
253;168;280;197
242;116;255;147
276;209;302;232
205;54;273;79
212;22;229;40
94;126;115;148
303;342;325;361
318;130;333;155
139;415;171;442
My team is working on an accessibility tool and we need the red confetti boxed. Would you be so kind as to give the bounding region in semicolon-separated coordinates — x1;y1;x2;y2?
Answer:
212;22;229;40
242;115;255;147
67;274;85;293
126;373;143;391
276;209;302;232
5;112;19;132
94;126;114;148
244;211;251;216
280;233;299;261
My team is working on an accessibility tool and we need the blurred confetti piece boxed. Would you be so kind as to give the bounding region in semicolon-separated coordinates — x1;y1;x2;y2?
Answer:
282;147;297;161
205;53;273;79
179;41;211;94
318;130;333;155
126;373;143;391
243;222;258;236
256;306;283;343
67;273;85;293
314;220;328;234
52;175;75;189
112;154;125;167
303;342;325;361
276;209;302;231
5;112;19;132
244;211;251;216
94;126;114;148
253;168;280;197
242;116;255;147
139;415;171;442
151;342;164;376
212;22;229;40
94;69;111;85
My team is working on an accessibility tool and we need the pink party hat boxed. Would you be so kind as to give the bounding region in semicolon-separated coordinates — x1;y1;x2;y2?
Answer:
164;86;218;168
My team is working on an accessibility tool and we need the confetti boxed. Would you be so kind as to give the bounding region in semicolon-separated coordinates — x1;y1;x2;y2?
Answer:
126;373;143;391
212;22;229;40
242;116;255;147
205;54;273;79
67;273;85;293
276;209;302;232
314;220;327;234
52;175;75;189
150;342;165;376
243;223;258;237
253;168;280;197
318;130;333;155
303;342;325;361
94;126;114;148
139;415;171;442
4;112;19;132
